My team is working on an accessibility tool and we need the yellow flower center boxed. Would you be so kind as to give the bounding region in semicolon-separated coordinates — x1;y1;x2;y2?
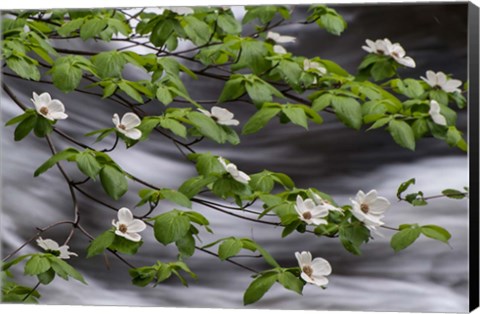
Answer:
303;265;313;277
40;107;49;115
119;224;128;233
360;203;369;214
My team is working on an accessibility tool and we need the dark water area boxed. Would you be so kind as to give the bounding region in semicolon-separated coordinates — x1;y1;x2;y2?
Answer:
1;4;470;312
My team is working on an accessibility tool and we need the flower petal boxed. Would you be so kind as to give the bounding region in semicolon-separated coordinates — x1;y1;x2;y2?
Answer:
296;195;307;213
310;274;329;286
368;197;390;214
117;207;134;224
431;112;447;126
395;56;416;68
273;45;287;54
217;119;240;126
49;112;68;120
37;92;52;107
197;108;212;117
124;232;142;242
226;163;239;177
218;157;228;170
298;251;312;266
234;171;251;184
363;189;378;204
112;113;120;126
301;272;316;284
121;112;141;129
311;257;332;276
46;99;65;113
310;217;328;226
442;79;462;93
127;219;147;233
212;106;234;121
125;128;142;140
425;70;437;85
355;190;366;203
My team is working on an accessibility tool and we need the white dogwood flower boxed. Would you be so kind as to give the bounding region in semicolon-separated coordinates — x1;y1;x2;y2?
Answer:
112;207;146;242
303;59;327;75
266;31;296;43
428;100;447;126
295;251;331;287
421;70;462;93
350;189;390;229
311;193;342;213
362;38;415;68
218;157;250;184
31;92;68;121
164;7;194;15
295;195;329;225
36;237;78;259
273;44;288;55
113;112;142;140
198;106;240;126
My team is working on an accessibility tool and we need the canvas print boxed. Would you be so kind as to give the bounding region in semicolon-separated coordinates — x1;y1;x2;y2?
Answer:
1;3;475;312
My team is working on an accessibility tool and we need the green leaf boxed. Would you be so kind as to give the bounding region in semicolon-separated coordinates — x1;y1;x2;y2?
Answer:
109;236;143;255
57;18;85;37
14;115;37;141
5;110;35;126
34;148;79;176
218;238;243;261
243;272;277;305
218;76;246;103
160;189;192;208
86;230;115;258
282;106;308;129
217;14;241;34
154;210;191;245
76;151;102;179
129;266;156;287
388;119;416;151
156;85;174;105
99;165;128;200
92;51;126;78
50;60;83;92
318;12;346;36
155;263;173;284
48;256;86;284
150;18;174;47
80;17;107;40
391;225;421;252
277;271;304;294
182;16;211;45
420;225;451;244
242;107;280;134
441;189;466;199
24;255;51;276
187;111;224;143
37;268;56;285
397;79;424;98
331;96;362;130
33;116;53;137
371;60;396;81
6;57;40;81
272;172;295;189
312;93;333;111
339;223;370;255
411;118;429;140
118;81;143;103
176;233;196;258
249;171;275;193
397;178;415;199
178;175;217;199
